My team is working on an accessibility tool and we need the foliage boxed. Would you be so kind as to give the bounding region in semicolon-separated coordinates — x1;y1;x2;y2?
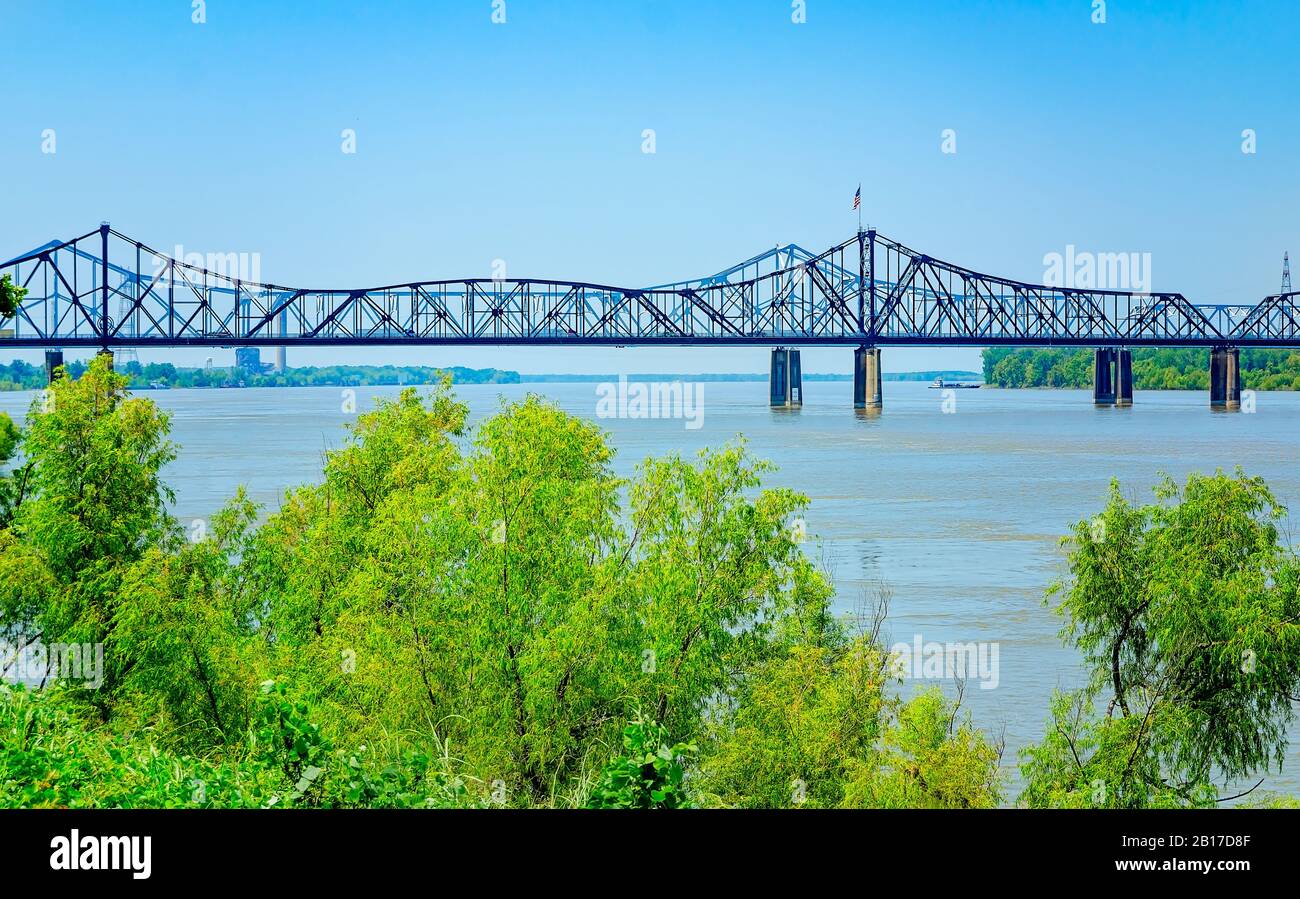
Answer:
0;355;175;707
252;680;336;805
112;490;264;748
0;683;270;809
0;367;838;808
585;714;696;809
696;635;1002;808
0;412;24;527
1020;471;1300;807
1239;792;1300;809
0;413;17;463
0;359;518;392
244;386;816;804
982;347;1300;391
0;681;473;809
0;274;24;320
843;688;1003;808
245;680;478;808
0;358;519;392
0;360;44;392
4;361;1293;809
696;639;886;808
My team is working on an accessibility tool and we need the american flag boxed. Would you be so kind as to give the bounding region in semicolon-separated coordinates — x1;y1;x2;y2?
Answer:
853;185;860;210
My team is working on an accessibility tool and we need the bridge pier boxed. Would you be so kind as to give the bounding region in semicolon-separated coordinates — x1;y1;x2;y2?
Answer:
853;346;882;410
1209;347;1241;410
44;350;64;384
1094;348;1134;406
1115;349;1133;407
1093;348;1117;405
770;347;803;408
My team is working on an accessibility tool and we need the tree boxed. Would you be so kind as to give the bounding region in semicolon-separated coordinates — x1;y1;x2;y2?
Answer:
244;387;820;804
696;634;1002;808
0;412;25;527
0;274;24;320
111;489;265;748
0;370;1013;809
845;687;1003;808
0;354;176;707
1020;471;1300;807
696;638;890;808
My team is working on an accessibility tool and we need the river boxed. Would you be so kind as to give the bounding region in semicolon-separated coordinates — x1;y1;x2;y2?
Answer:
3;378;1298;803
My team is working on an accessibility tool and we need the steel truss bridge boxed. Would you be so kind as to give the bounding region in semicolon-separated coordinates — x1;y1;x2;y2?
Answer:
2;223;1298;350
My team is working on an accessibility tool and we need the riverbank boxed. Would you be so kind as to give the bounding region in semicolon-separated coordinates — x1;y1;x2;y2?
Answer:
0;360;982;391
0;361;521;391
983;347;1300;390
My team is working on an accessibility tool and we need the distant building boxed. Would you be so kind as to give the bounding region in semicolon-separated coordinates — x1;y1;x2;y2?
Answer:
235;347;266;374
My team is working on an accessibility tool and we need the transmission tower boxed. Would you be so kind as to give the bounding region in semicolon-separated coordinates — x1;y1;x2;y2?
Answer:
114;347;139;370
1283;251;1292;294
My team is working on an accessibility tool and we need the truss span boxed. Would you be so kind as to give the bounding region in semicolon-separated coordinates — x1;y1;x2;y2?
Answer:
2;225;1296;349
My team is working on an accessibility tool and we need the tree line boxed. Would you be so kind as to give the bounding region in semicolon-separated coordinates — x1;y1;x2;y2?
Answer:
0;359;518;392
983;347;1300;391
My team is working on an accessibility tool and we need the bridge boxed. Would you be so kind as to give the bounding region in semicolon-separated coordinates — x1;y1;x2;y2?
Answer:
3;223;1298;411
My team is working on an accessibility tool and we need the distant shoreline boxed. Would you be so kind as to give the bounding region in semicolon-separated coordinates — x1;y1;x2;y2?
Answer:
520;370;981;384
982;347;1300;391
0;362;982;391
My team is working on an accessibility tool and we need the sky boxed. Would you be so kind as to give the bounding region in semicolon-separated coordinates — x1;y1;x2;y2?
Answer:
0;0;1296;375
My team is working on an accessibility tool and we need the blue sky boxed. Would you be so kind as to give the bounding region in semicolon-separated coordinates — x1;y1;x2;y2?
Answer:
0;0;1296;374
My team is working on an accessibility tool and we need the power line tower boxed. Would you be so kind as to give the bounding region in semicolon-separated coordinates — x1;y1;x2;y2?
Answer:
1283;251;1292;295
114;347;139;370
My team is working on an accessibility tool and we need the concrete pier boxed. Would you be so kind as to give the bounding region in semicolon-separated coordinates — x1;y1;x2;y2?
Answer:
853;346;882;410
1115;348;1133;407
1093;348;1116;405
1209;347;1241;410
44;350;64;384
769;347;803;408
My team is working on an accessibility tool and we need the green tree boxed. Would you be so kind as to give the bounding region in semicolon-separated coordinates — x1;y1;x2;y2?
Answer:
696;638;890;807
981;346;1300;391
111;489;265;747
0;412;25;527
0;354;176;708
0;366;1013;809
1020;471;1300;807
696;635;1002;809
244;387;819;804
0;274;25;320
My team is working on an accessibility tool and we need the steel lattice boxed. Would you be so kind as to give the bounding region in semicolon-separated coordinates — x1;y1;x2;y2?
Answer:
2;226;1295;349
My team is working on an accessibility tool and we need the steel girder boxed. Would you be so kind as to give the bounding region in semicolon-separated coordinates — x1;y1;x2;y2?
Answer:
1;225;1296;349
